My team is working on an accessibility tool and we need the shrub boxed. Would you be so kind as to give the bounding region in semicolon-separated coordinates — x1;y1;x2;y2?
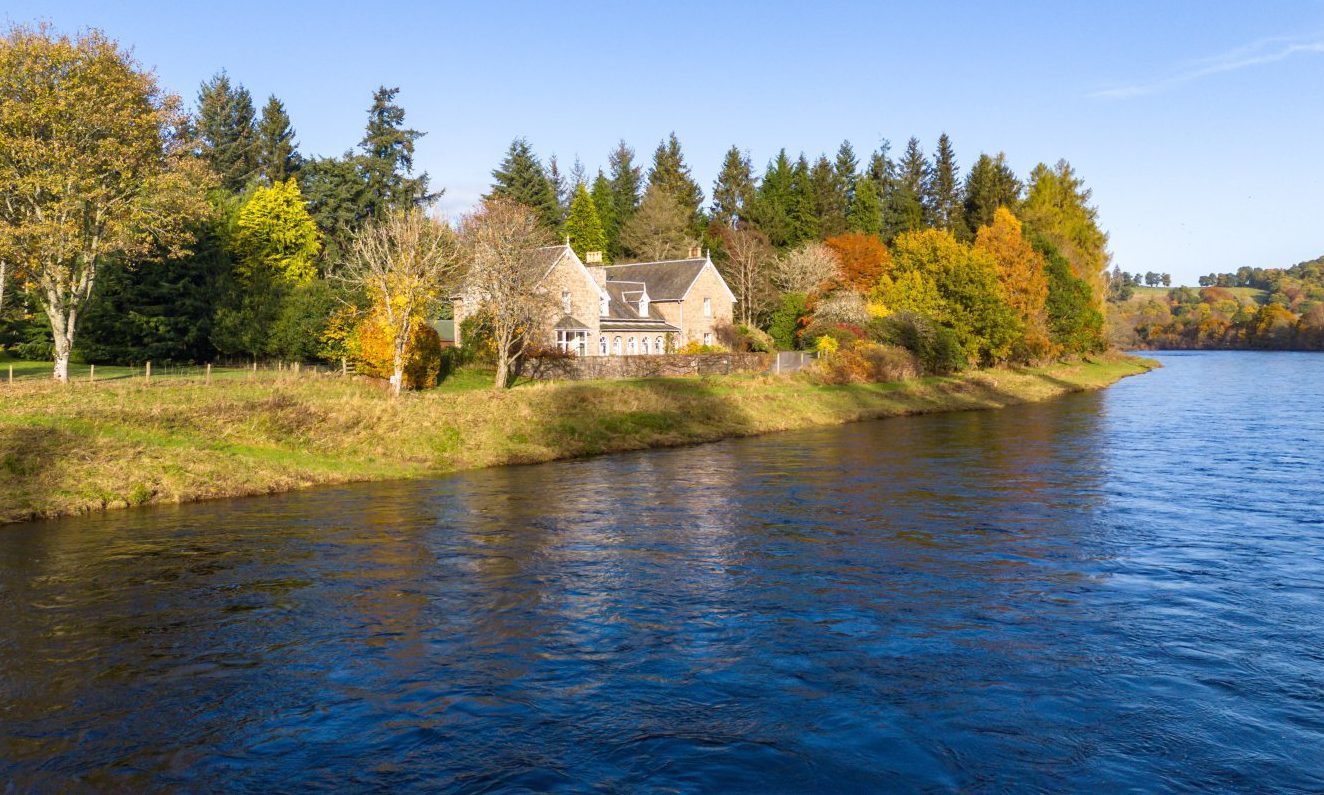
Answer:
715;321;775;353
807;342;918;386
677;340;726;354
872;311;967;374
767;292;809;350
351;313;444;390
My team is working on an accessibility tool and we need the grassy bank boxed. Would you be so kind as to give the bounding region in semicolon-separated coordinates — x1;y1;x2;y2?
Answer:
0;353;1155;525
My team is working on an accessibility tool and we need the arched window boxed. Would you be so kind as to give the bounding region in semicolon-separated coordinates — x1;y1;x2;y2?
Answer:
641;337;650;355
600;291;609;316
628;336;637;355
599;336;607;355
656;336;664;354
613;336;622;355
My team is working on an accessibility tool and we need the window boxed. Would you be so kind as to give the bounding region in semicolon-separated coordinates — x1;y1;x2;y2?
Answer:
613;336;622;355
703;332;713;347
656;336;664;354
628;336;637;355
600;291;609;316
639;293;649;316
562;290;571;314
703;297;712;317
556;330;586;354
641;337;650;355
599;336;607;355
577;335;587;357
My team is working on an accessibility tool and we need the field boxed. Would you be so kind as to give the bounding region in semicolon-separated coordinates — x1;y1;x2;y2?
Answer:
0;354;1156;524
1122;285;1267;305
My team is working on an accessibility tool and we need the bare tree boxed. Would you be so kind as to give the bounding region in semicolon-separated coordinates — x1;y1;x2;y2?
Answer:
0;259;7;316
717;226;774;325
774;241;841;295
459;198;554;389
620;184;693;261
341;209;461;397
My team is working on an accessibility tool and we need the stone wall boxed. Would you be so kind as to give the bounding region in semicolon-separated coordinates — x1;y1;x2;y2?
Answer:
521;352;776;381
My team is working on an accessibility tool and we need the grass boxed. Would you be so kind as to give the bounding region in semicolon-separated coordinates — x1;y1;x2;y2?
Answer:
0;353;1156;525
1124;285;1267;305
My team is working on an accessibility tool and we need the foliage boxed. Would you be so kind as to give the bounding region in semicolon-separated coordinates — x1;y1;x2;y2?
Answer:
1033;232;1106;354
767;292;810;350
676;340;726;354
562;183;608;260
648;132;704;230
488;138;560;230
196;71;257;192
974;207;1054;361
774;242;840;295
351;307;444;390
1021;159;1108;301
927;133;962;232
358;86;433;219
809;341;919;385
234;179;321;283
870;311;967;374
711;145;756;228
256;95;301;184
824;233;892;292
962;153;1021;238
620;184;693;261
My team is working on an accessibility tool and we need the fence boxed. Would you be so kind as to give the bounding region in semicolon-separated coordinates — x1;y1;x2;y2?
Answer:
1;358;351;387
520;352;815;381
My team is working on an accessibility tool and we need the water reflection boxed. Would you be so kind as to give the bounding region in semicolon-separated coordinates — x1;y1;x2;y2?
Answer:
2;352;1323;791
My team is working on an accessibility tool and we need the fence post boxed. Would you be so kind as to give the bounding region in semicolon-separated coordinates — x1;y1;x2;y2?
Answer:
341;357;347;376
251;360;257;381
206;363;212;384
145;361;151;385
89;364;95;383
8;364;12;383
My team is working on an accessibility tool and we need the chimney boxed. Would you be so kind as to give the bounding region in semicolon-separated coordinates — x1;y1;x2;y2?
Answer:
687;244;701;258
585;250;603;264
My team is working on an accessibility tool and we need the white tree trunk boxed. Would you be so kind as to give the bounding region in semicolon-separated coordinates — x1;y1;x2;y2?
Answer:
0;260;7;314
52;332;71;382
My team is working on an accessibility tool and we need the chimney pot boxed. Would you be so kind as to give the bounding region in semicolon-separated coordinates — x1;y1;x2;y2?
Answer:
688;244;701;258
585;250;603;264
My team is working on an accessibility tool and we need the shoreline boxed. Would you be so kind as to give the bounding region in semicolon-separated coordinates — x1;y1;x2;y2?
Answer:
0;353;1156;526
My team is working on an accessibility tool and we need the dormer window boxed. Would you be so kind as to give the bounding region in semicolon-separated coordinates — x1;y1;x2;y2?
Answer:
599;290;609;316
639;291;649;316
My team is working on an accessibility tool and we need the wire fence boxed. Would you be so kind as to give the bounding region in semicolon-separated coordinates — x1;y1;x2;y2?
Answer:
1;359;353;388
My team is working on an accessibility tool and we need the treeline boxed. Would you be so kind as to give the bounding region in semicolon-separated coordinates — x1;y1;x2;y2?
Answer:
487;133;1111;369
1109;256;1324;350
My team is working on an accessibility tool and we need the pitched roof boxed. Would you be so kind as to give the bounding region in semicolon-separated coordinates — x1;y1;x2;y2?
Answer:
600;281;680;332
527;244;569;276
603;258;708;301
553;314;591;330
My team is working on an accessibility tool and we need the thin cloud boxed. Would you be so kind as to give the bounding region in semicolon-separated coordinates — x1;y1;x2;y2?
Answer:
1092;35;1324;99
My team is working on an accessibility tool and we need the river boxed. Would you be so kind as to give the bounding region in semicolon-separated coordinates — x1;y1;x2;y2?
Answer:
2;351;1322;792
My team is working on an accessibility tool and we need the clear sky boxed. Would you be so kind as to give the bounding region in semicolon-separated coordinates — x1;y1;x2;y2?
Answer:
7;1;1324;284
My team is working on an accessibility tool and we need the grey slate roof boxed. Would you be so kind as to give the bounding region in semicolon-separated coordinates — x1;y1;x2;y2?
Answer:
602;258;708;301
527;244;568;275
600;281;679;332
554;314;591;330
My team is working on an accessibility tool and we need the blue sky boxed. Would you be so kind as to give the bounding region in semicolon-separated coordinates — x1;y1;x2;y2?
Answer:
8;1;1324;284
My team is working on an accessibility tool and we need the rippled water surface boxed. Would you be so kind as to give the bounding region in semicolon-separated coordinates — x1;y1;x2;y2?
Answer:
3;351;1323;792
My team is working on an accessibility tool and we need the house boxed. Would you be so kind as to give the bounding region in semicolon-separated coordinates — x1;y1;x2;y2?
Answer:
452;243;736;356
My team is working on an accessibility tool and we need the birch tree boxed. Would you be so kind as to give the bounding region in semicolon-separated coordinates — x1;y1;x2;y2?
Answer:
459;199;553;389
717;226;774;325
773;241;840;296
0;25;209;380
342;209;460;396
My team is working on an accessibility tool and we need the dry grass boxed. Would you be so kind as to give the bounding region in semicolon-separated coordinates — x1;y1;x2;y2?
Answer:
0;354;1156;524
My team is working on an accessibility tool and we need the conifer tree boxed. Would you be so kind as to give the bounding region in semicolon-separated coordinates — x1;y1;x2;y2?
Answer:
1022;160;1109;302
809;154;848;238
789;154;818;244
358;86;432;219
834;140;859;200
847;176;883;236
546;154;568;220
711;145;756;228
256;95;301;184
620;184;692;261
590;170;618;255
607;140;642;237
962;152;1022;239
648;132;704;229
885;137;928;239
196;71;258;192
928;133;963;232
563;183;608;261
488;138;560;230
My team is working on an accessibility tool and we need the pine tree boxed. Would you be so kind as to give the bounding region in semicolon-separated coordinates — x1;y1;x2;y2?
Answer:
886;137;929;239
358;86;432;219
962;152;1022;239
488;138;560;230
789;154;818;244
300;154;366;263
590;170;618;255
711;145;756;228
546;154;568;221
256;95;301;184
648;132;704;229
847;176;883;236
569;156;586;190
834;140;858;221
809;154;848;238
607;140;642;236
196;71;258;192
753;150;796;248
620;184;692;261
928;133;963;232
563;183;608;261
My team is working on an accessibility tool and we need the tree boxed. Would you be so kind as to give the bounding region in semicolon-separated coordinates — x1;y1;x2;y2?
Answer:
488;138;560;230
620;184;693;261
342;209;460;396
648;132;704;229
789;154;818;243
256;95;301;184
562;183;608;260
1021;159;1109;303
834;140;859;209
607;140;642;254
773;242;839;295
962;153;1021;238
300;153;366;263
711;145;756;228
196;71;257;192
717;226;774;324
809;154;849;238
358;86;432;219
459;198;554;389
847;175;883;235
233;179;321;284
974;207;1052;359
824;233;892;293
886;137;928;238
546;154;568;219
589;171;618;255
753;149;798;248
1030;231;1105;354
768;292;809;350
0;25;211;381
928;133;962;232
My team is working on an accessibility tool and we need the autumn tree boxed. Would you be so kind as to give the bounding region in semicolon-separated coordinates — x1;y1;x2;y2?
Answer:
824;233;892;293
459;198;555;388
974;207;1052;359
717;226;775;324
774;241;839;295
341;208;460;396
562;183;608;260
962;152;1021;238
1021;159;1109;303
0;25;210;381
620;184;693;261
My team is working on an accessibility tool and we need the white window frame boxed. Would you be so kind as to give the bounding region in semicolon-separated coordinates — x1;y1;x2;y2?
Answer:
641;337;650;355
599;336;607;355
613;336;622;355
703;332;713;347
703;297;712;317
656;336;664;354
562;290;572;315
600;291;609;316
628;336;637;355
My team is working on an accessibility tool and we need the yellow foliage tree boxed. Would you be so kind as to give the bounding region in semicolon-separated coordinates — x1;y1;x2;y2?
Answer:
351;309;444;390
974;207;1056;361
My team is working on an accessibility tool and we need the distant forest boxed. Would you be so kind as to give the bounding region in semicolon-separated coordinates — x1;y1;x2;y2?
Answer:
1107;256;1324;350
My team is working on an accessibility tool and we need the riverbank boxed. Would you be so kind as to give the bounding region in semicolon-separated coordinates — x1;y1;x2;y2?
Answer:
0;354;1154;525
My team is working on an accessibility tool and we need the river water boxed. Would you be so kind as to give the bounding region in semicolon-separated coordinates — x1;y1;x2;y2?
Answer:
2;351;1322;792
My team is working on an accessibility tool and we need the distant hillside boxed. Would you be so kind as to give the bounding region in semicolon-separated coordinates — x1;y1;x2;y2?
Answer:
1108;255;1324;350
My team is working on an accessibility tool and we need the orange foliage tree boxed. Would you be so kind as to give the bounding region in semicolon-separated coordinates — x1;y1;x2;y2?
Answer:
824;232;892;293
974;207;1055;360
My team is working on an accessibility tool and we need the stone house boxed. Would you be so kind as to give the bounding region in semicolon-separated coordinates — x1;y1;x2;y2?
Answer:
452;243;736;356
